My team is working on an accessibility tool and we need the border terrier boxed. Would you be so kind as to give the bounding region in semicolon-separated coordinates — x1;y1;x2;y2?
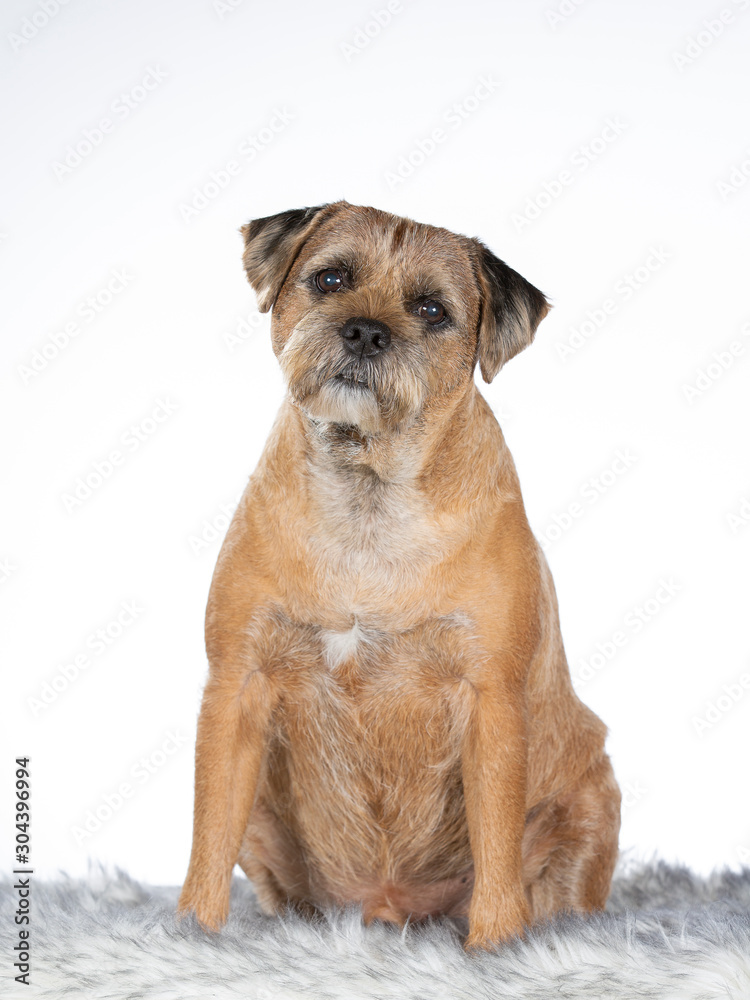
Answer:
178;201;621;950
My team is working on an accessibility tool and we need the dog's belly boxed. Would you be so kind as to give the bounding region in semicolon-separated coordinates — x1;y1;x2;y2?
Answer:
247;613;479;919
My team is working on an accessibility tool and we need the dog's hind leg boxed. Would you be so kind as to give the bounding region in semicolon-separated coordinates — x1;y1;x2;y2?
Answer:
236;802;317;917
522;754;621;919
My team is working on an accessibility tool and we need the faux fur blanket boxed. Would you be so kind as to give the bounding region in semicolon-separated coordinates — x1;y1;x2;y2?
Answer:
2;860;749;999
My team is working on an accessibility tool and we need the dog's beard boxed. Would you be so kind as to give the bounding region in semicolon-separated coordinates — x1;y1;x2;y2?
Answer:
302;378;383;435
280;326;427;435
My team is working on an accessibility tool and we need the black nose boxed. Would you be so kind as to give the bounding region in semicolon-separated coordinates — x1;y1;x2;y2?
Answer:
340;316;392;357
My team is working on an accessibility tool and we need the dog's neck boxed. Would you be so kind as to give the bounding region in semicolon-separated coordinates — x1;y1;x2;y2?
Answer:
282;381;514;510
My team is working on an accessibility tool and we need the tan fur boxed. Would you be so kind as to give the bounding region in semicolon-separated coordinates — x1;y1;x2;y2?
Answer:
178;202;621;950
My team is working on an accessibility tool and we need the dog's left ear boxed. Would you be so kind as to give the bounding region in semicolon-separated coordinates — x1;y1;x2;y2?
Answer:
474;242;551;382
240;204;337;312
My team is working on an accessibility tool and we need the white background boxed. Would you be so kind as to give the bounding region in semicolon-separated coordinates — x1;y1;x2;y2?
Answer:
2;0;749;889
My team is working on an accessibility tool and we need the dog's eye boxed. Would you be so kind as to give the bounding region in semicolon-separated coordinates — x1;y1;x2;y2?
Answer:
315;269;344;293
418;300;446;324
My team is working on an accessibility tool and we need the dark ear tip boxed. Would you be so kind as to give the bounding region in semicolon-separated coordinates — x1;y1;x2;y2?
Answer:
533;290;552;326
240;218;267;247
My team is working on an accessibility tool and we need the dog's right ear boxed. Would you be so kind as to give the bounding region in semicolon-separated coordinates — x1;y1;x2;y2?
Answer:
240;204;334;312
474;242;550;382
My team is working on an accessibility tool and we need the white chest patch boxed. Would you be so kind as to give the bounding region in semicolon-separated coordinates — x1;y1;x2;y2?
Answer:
321;619;370;670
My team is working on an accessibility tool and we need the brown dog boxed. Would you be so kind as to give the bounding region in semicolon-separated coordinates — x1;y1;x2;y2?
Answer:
177;201;621;950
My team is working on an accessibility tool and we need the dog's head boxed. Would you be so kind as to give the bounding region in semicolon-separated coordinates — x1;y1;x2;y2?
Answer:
241;202;549;435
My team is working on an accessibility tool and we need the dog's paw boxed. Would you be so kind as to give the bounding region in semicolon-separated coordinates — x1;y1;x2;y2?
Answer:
464;897;529;952
177;884;228;933
464;920;526;952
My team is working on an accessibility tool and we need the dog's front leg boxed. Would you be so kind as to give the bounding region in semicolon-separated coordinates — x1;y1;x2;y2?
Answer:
178;666;278;931
462;673;530;950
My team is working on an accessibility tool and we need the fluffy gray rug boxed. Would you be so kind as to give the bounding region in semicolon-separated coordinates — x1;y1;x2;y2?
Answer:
2;859;749;999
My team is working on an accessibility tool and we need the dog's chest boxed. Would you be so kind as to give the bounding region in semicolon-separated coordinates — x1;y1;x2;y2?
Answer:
274;610;480;711
288;458;470;624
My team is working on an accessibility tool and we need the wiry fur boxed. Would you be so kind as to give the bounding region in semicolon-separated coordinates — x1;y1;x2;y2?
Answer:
178;201;621;950
7;861;750;999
